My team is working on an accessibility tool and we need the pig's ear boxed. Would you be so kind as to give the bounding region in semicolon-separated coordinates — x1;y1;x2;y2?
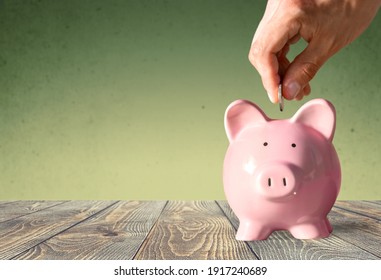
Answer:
225;99;269;142
291;99;336;142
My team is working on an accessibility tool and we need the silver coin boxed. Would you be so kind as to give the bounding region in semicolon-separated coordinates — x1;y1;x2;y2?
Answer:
278;84;284;112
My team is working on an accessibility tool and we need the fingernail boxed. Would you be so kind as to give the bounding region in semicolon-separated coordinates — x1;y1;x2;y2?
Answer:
267;91;277;103
286;82;301;99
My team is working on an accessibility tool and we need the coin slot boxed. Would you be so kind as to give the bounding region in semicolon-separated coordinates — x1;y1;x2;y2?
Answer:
268;178;271;187
283;178;287;186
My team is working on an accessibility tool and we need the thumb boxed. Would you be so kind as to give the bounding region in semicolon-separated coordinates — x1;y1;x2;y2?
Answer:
282;42;328;100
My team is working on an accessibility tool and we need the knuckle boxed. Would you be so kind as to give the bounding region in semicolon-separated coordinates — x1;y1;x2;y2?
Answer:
289;0;313;12
284;0;312;22
248;43;264;65
300;62;319;81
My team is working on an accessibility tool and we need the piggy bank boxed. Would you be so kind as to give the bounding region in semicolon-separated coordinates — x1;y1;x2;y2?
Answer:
223;99;341;240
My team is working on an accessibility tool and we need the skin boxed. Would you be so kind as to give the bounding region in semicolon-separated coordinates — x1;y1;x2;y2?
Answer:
249;0;381;103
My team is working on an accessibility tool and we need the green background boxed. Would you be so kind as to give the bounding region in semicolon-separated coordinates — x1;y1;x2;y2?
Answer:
0;0;380;200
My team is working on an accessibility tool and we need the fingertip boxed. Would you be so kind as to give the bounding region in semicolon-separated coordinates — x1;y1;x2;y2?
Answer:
267;90;277;104
260;73;280;104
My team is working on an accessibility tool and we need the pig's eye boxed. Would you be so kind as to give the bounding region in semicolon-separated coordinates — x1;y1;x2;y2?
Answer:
263;142;268;146
291;143;296;148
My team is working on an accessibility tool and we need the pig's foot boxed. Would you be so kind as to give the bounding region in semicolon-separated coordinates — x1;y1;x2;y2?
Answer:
289;220;331;239
325;218;333;233
236;220;271;241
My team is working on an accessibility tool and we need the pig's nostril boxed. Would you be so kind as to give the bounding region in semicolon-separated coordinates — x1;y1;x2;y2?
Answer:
283;178;287;186
268;178;271;187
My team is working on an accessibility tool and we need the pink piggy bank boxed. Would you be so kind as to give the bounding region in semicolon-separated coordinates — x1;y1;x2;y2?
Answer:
223;99;341;240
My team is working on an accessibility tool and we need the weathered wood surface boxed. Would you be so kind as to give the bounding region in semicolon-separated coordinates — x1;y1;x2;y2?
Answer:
135;201;257;260
14;201;167;260
0;201;66;223
0;201;116;259
328;207;381;257
366;200;381;205
0;200;379;260
335;200;381;220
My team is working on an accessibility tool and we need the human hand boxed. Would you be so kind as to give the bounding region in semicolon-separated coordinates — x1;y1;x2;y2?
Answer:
249;0;380;103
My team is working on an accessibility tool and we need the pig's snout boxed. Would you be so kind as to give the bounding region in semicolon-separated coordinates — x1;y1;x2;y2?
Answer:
255;163;299;200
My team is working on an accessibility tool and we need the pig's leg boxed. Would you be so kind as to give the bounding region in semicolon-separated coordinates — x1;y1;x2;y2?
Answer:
289;220;330;239
236;219;271;240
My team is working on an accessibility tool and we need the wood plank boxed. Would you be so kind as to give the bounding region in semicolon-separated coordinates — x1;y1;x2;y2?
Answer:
335;201;381;220
14;201;166;260
0;200;115;260
0;201;67;223
328;207;381;257
0;201;17;206
365;200;381;206
135;201;258;260
217;201;379;260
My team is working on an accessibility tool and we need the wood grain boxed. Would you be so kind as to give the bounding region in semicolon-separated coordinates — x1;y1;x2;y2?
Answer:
367;200;381;205
0;200;115;259
0;201;66;223
0;201;16;206
328;207;381;257
335;200;381;220
216;201;379;260
135;201;258;260
14;201;166;260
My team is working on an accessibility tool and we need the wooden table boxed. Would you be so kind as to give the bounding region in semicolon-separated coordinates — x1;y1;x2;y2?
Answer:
0;200;380;260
